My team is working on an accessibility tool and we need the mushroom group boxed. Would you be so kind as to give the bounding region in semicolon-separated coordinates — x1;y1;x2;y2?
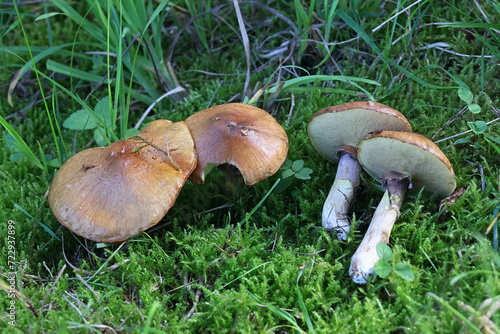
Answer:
307;101;411;240
49;103;288;242
50;98;456;285
308;101;456;284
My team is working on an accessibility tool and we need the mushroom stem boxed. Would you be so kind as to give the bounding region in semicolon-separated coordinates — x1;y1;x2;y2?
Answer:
322;148;362;240
349;171;411;284
222;164;242;195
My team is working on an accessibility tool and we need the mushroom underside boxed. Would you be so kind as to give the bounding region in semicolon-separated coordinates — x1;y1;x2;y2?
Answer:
349;131;456;284
185;103;289;185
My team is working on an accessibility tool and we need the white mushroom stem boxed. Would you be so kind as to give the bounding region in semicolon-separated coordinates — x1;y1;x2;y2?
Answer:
349;171;412;284
322;148;362;240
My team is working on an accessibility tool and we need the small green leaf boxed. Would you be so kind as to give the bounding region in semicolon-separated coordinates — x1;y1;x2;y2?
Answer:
454;138;472;145
94;129;108;147
94;96;114;129
376;242;392;262
394;263;414;281
467;121;487;134
5;133;16;150
281;159;293;170
468;103;481;114
291;159;304;172
374;261;392;278
48;158;62;168
458;87;473;104
10;151;22;162
295;167;313;180
282;169;295;179
125;128;141;138
63;109;98;130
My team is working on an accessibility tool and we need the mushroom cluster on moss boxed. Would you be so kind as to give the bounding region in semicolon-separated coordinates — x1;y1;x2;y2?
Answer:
49;103;288;242
308;101;456;284
307;101;412;240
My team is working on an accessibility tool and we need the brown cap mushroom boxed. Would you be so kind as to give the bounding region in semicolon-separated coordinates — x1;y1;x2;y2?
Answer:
185;103;289;186
307;101;412;240
349;130;456;283
48;120;197;242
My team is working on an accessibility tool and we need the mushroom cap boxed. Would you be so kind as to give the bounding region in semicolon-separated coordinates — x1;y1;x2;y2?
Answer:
307;101;412;162
185;103;289;185
48;120;197;242
358;130;456;196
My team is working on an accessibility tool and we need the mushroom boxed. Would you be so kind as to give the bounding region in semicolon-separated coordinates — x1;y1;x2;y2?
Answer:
185;103;289;186
349;130;456;284
48;120;197;242
307;101;411;240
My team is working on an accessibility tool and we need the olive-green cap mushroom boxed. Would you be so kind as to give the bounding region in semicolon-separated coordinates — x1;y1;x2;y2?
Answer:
185;103;289;186
357;130;456;196
307;101;412;240
48;120;197;243
349;130;456;284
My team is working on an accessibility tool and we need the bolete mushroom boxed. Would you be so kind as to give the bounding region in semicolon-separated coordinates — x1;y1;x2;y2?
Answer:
307;101;412;240
349;130;456;284
48;120;197;242
185;103;289;186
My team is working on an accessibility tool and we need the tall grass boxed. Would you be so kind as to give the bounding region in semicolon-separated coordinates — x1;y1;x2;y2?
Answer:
2;0;191;172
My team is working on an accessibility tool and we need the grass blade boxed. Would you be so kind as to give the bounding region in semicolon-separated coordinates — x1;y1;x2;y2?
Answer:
1;115;43;170
438;22;500;29
46;60;103;82
428;293;483;334
50;0;105;42
239;178;281;225
247;291;305;333
233;0;251;97
296;263;315;334
4;43;78;108
142;301;162;333
14;204;60;240
219;262;270;290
